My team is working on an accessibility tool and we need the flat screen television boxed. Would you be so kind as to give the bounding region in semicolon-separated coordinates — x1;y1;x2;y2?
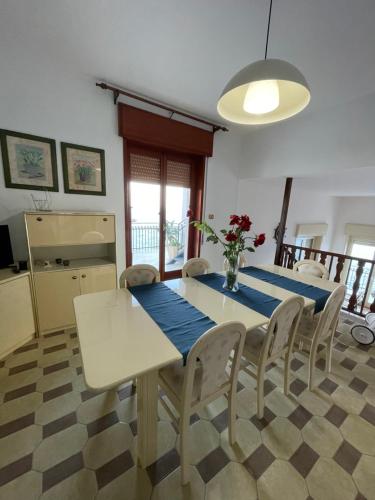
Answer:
0;225;14;268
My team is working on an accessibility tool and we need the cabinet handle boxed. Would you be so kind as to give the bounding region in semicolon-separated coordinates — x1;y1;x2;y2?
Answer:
103;217;108;222
36;217;43;222
81;274;86;278
72;276;78;280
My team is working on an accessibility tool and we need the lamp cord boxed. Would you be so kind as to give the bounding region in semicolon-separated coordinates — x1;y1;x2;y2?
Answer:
264;0;273;60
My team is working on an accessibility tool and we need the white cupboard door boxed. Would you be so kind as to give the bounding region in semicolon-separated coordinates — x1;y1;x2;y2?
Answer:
34;270;81;332
79;265;116;295
26;214;115;247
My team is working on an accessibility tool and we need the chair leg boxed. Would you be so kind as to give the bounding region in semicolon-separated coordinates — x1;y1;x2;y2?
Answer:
284;352;291;396
308;346;318;391
228;389;237;445
326;340;333;373
180;413;190;485
257;365;265;419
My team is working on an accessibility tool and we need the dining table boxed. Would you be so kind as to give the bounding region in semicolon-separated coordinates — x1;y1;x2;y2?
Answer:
73;264;341;468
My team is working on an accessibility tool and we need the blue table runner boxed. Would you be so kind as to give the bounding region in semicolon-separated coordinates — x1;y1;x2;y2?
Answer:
128;282;216;361
194;273;281;318
239;266;331;313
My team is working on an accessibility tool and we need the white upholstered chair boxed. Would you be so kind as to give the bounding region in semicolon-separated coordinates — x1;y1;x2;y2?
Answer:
181;257;210;278
240;296;304;419
158;321;246;485
295;285;346;390
119;264;160;289
293;259;329;279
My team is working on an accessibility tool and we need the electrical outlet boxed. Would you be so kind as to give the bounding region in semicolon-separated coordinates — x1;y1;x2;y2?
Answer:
208;214;214;220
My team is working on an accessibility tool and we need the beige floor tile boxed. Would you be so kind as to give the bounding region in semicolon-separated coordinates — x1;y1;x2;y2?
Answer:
258;460;308;500
236;388;257;419
38;348;73;368
352;364;375;385
331;385;366;415
40;468;97;500
155;421;177;459
4;349;41;369
33;424;88;471
306;457;358;500
0;425;42;468
265;365;286;387
220;418;262;462
206;462;257;500
69;353;83;369
152;465;204;500
0;367;42;393
176;419;219;465
341;414;375;454
363;384;375;406
346;348;370;365
238;369;257;390
71;373;87;393
0;470;42;500
0;392;43;425
264;388;298;417
83;422;134;469
298;389;332;416
352;455;375;500
302;416;342;457
197;395;227;420
77;391;119;424
117;395;137;423
261;417;303;459
35;391;81;425
97;465;152;500
36;367;76;393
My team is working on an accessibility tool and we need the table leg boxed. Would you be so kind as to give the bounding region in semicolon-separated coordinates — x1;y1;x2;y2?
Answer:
136;369;158;468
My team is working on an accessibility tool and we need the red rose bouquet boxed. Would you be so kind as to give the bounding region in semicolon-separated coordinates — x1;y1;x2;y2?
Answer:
193;215;265;291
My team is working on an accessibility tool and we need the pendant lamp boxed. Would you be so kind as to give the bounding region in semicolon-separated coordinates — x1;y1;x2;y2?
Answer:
217;0;310;125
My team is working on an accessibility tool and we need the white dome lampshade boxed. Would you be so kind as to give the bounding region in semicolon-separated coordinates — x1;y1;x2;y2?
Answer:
217;58;310;125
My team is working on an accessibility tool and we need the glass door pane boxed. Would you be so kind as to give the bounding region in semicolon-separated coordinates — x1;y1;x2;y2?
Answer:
130;181;160;270
164;185;191;273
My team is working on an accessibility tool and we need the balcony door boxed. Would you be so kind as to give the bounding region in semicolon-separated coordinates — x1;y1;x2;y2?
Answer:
124;144;204;280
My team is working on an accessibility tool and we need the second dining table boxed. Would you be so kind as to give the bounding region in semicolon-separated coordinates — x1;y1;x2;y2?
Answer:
73;264;341;468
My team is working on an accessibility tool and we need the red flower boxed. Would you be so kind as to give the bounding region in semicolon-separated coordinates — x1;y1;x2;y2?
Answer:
225;231;238;242
229;215;240;225
239;215;252;232
254;233;266;247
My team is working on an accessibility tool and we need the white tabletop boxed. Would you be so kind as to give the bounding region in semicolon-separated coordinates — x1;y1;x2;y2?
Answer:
74;264;341;392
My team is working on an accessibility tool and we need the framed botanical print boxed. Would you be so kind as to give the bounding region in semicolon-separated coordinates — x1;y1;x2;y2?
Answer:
0;129;58;191
61;142;106;196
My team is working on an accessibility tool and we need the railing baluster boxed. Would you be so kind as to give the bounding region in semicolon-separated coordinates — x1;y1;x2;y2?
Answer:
348;260;365;312
319;252;327;265
334;256;345;283
304;249;311;259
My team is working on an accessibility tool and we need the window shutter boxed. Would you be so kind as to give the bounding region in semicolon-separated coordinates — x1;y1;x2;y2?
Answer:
166;159;191;188
129;152;161;184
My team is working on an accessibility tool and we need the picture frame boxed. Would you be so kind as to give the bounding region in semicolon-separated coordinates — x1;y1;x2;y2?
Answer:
61;142;106;196
0;129;58;191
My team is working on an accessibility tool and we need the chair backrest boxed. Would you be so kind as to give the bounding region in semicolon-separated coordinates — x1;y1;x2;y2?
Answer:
182;258;210;278
293;259;329;279
119;264;160;288
260;296;305;362
313;285;346;342
183;321;246;404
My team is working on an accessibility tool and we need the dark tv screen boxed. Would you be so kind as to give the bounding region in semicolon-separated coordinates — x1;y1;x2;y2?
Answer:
0;225;14;268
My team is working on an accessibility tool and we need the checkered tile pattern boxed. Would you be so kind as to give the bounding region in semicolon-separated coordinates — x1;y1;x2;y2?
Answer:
0;313;374;499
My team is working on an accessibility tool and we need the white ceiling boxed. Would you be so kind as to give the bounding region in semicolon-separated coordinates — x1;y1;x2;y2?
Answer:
294;166;375;197
1;0;375;126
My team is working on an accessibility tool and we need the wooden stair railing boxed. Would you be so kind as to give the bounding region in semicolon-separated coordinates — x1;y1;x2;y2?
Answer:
279;243;375;317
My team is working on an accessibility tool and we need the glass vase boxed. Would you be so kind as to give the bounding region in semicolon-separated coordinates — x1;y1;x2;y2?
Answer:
223;254;240;292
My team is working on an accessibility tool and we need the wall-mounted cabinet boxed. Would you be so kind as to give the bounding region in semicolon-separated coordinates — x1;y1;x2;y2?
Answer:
25;211;117;335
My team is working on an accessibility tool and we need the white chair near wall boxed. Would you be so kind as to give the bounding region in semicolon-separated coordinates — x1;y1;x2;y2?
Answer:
295;285;346;390
158;321;246;485
240;296;304;419
181;258;210;278
293;259;329;279
119;264;160;289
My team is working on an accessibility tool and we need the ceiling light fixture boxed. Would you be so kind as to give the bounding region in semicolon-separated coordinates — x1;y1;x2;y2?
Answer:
217;0;310;125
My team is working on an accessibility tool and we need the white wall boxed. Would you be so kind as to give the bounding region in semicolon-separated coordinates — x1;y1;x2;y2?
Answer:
240;92;375;180
330;196;375;253
0;52;241;273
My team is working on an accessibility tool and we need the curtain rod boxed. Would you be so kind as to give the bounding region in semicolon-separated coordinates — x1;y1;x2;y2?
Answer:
96;82;228;133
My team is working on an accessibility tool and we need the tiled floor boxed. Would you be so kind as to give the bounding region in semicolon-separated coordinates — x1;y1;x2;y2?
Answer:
0;314;374;499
